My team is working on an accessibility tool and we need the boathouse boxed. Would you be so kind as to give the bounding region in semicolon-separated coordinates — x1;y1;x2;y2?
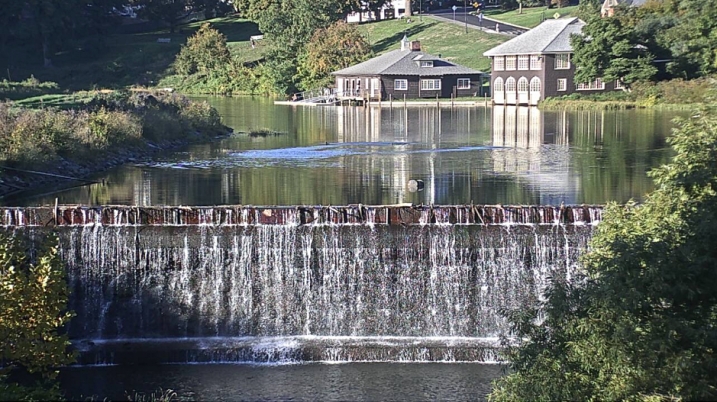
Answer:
483;17;623;105
331;35;486;101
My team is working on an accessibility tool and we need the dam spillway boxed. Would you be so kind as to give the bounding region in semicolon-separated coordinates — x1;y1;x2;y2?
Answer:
1;205;601;365
0;204;602;226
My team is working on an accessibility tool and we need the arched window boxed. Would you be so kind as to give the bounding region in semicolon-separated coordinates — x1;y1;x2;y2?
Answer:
506;77;516;92
517;77;529;93
530;77;541;92
494;77;504;92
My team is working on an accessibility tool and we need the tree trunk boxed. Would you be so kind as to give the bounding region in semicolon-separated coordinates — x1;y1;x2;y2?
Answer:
405;0;412;18
42;39;53;68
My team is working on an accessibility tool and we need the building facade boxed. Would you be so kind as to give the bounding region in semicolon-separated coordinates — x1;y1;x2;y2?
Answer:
483;18;622;105
333;36;486;100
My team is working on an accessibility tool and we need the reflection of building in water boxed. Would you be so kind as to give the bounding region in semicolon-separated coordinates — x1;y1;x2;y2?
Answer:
335;105;480;204
133;170;153;206
491;106;580;204
492;105;570;148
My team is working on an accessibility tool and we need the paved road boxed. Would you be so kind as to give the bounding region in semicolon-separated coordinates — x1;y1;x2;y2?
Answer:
424;7;528;36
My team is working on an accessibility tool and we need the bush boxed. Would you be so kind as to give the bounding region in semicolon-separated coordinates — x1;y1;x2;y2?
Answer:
0;91;226;168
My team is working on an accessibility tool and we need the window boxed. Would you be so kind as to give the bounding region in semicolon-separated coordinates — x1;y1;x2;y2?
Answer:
506;56;517;70
517;77;529;93
421;79;441;90
494;77;504;92
505;77;516;92
555;54;570;70
530;77;541;93
420;61;434;67
615;80;624;90
494;57;505;71
530;55;541;70
557;78;567;91
457;78;471;89
518;55;529;70
394;79;408;91
576;78;605;90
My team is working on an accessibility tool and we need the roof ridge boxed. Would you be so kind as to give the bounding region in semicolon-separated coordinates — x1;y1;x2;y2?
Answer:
539;17;579;53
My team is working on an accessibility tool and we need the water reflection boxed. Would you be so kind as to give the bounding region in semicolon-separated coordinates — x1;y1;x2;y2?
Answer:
8;97;680;207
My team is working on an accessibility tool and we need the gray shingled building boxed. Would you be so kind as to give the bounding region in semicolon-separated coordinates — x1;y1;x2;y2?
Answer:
331;36;486;100
483;17;622;105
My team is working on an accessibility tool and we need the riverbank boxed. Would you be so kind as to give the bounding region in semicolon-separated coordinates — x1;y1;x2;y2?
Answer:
0;90;231;200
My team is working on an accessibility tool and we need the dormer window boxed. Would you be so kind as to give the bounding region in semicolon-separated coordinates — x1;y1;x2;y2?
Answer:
420;61;433;68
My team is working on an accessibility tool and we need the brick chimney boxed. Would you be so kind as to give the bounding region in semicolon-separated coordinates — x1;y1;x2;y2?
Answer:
410;41;421;51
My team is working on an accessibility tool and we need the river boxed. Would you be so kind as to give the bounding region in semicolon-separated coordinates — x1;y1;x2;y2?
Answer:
14;97;680;207
40;98;683;400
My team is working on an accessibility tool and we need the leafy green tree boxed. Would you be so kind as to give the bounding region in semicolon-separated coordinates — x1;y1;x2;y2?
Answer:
0;233;75;398
571;10;657;88
658;0;717;78
24;0;114;67
249;0;347;94
131;0;197;33
490;108;717;401
174;23;232;76
296;21;371;90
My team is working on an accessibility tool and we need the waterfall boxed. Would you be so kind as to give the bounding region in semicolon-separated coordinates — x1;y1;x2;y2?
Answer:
4;205;598;364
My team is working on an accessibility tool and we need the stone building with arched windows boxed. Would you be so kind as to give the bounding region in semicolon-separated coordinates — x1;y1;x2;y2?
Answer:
483;17;622;105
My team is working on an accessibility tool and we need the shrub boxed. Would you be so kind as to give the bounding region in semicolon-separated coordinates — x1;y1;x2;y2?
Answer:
0;90;225;169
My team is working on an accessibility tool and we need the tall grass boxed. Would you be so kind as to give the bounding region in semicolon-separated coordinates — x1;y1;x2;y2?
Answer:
0;91;226;169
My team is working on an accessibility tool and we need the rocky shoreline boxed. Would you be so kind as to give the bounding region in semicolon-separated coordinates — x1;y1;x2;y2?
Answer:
0;130;230;203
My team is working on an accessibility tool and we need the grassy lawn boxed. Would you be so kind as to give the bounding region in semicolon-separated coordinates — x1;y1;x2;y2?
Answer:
484;6;579;28
359;16;509;72
2;15;506;97
2;17;263;93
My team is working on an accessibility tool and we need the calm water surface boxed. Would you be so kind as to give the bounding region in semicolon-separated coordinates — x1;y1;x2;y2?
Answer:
60;363;504;401
12;97;682;206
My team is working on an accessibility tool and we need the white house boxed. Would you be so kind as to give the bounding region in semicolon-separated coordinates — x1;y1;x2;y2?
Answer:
346;0;409;23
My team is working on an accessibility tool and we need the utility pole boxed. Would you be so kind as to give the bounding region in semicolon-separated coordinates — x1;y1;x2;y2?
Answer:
464;0;468;33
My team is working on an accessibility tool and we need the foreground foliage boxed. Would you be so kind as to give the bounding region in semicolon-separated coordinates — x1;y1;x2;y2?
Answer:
0;234;74;400
490;109;717;401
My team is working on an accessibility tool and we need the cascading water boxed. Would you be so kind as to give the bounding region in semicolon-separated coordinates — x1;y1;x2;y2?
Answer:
3;205;599;365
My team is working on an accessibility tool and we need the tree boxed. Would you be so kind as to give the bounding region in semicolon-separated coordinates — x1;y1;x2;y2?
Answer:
250;0;347;94
658;0;717;78
131;0;197;33
296;21;372;90
490;108;717;401
0;233;75;398
21;0;121;67
571;10;657;88
173;23;232;76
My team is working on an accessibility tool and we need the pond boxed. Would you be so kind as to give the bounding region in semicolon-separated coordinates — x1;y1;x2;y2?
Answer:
14;97;681;207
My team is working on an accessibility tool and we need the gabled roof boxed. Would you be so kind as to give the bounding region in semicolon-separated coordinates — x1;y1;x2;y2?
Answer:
332;48;483;77
483;17;585;56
